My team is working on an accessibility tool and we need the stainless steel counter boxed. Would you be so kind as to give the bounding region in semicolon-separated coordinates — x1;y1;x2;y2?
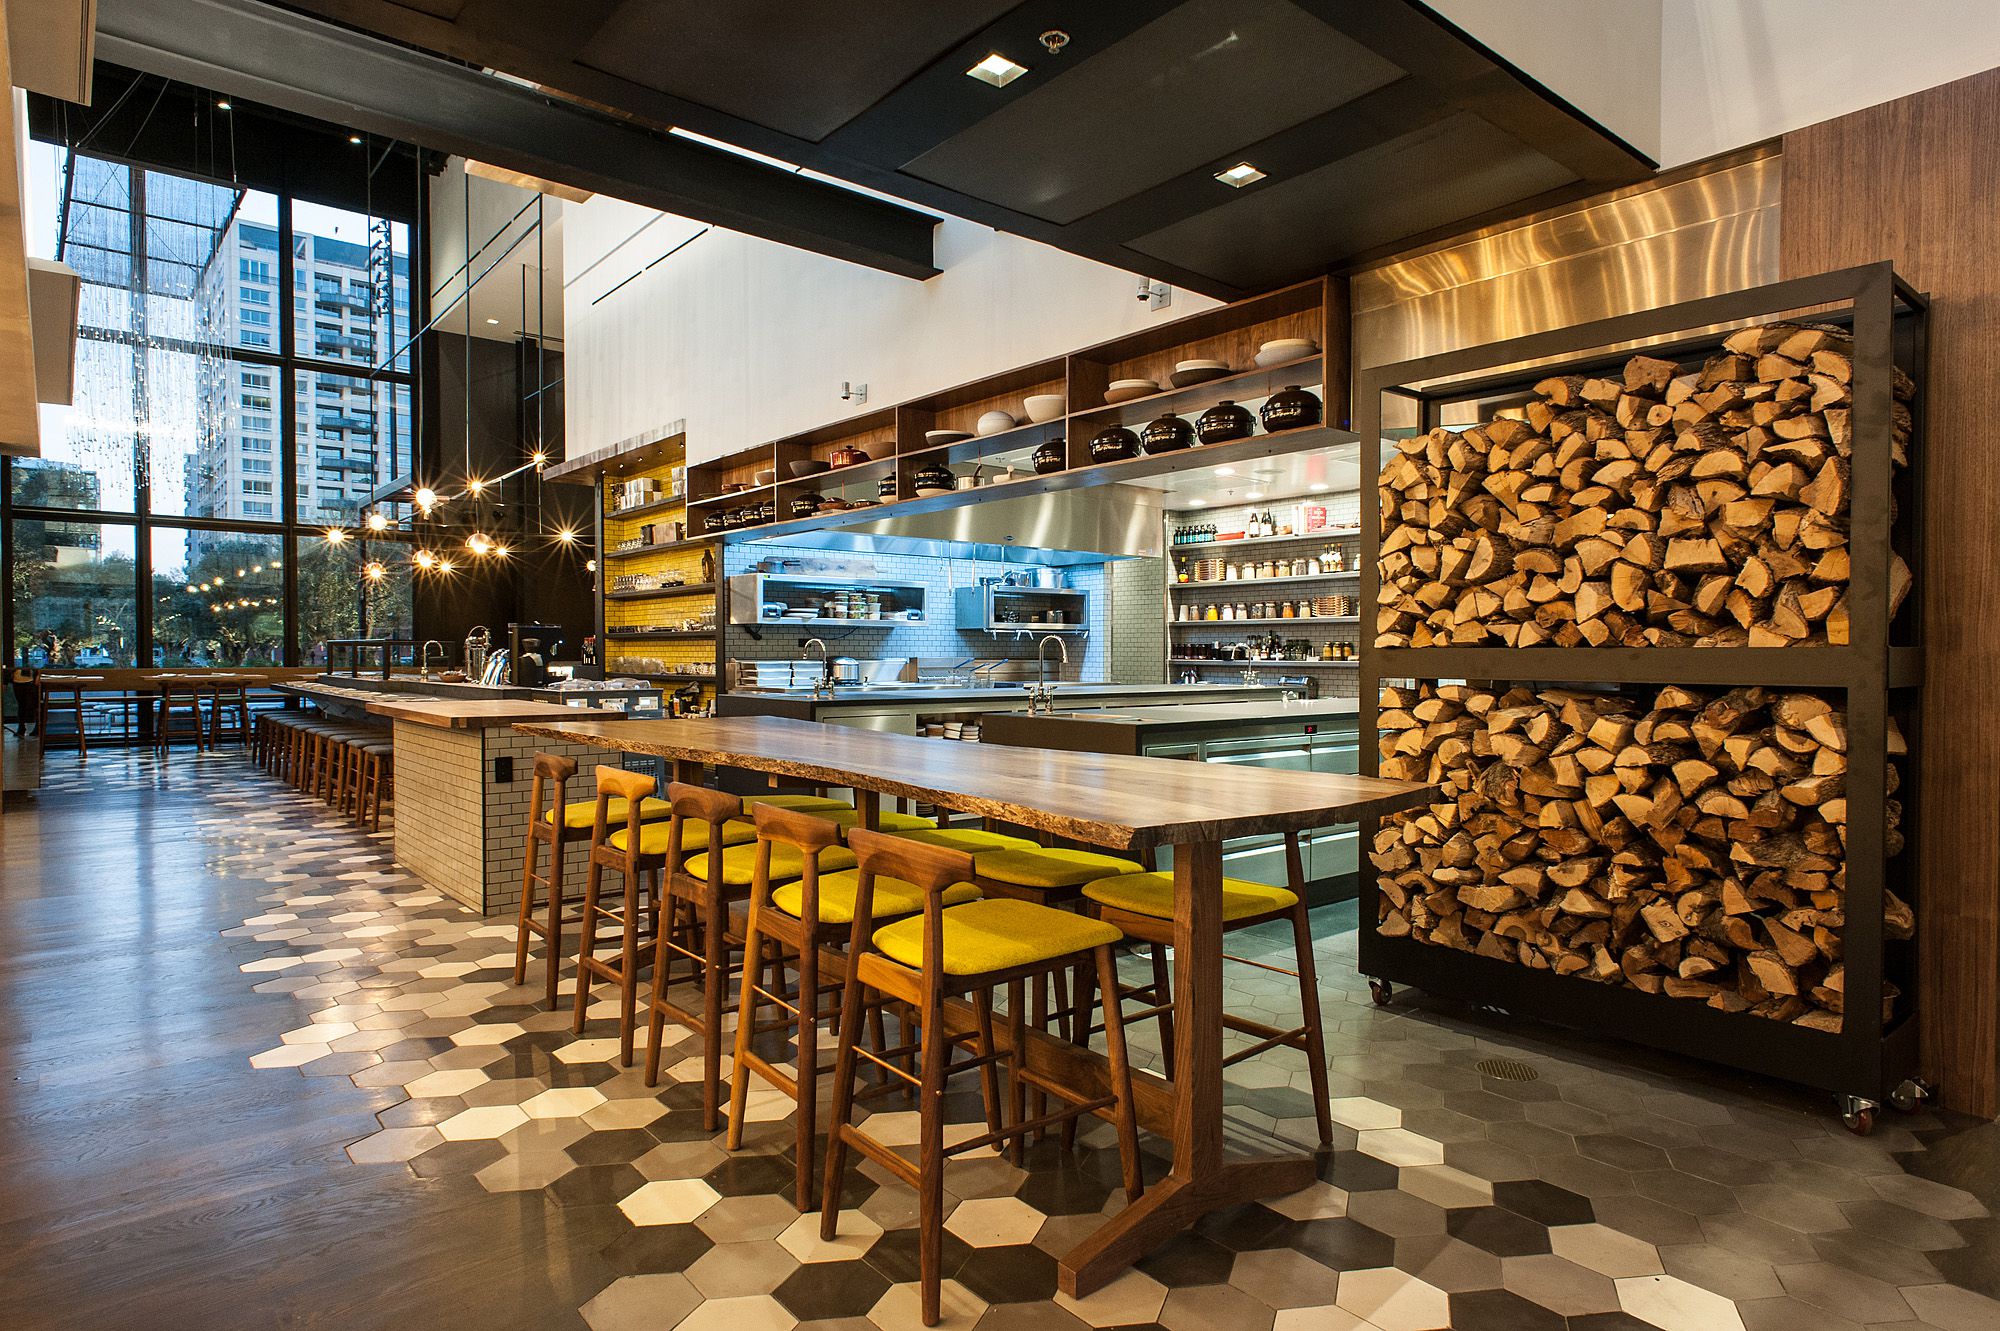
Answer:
715;682;1290;733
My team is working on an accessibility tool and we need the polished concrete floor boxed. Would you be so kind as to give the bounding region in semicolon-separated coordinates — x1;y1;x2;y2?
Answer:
3;748;1998;1331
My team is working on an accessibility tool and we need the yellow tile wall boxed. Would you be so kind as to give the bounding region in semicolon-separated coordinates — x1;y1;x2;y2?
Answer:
601;458;718;700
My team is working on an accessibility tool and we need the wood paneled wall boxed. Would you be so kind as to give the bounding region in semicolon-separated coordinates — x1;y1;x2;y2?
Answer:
1781;69;2000;1116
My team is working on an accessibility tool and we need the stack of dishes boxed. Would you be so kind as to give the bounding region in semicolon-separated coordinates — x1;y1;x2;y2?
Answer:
1105;378;1159;404
1169;358;1230;388
1254;337;1319;368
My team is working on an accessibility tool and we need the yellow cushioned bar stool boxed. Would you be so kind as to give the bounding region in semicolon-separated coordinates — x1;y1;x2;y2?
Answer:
742;793;854;816
683;839;857;887
514;754;583;1006
890;827;1038;853
644;782;767;1127
820;829;1144;1328
726;805;930;1210
545;794;672;830
1079;830;1334;1148
571;767;665;1067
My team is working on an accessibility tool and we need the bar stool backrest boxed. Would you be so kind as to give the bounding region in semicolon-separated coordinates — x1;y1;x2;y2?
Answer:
751;803;845;924
845;827;977;974
665;780;740;879
593;766;657;866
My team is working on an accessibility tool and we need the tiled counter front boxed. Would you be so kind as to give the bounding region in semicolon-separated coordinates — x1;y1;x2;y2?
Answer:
391;721;636;914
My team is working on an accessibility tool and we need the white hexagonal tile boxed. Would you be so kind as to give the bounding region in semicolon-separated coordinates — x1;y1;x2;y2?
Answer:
1272;1307;1373;1331
522;1087;607;1119
1054;1269;1168;1327
281;1022;355;1045
583;1098;670;1131
1549;1223;1665;1279
1328;1096;1402;1130
419;960;480;978
868;1278;986;1330
345;1127;441;1164
673;1293;795;1331
618;1178;723;1226
449;1022;525;1047
554;1037;626;1064
249;1044;327;1069
1356;1127;1446;1167
405;1068;490;1098
435;1105;529;1141
777;1209;881;1263
579;1274;702;1331
1264;1180;1349;1221
1614;1274;1747;1331
943;1196;1043;1248
1334;1267;1449;1331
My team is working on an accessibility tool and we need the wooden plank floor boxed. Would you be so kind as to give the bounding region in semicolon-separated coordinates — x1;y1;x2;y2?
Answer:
0;751;610;1330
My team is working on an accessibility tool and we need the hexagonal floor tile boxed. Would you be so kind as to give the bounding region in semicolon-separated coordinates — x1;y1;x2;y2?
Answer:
405;1068;490;1098
435;1104;529;1141
1333;1266;1450;1331
778;1208;882;1263
1052;1269;1168;1327
344;1126;441;1164
619;1178;723;1226
1615;1273;1748;1331
867;1278;986;1331
578;1273;702;1331
943;1196;1043;1248
674;1293;796;1331
1548;1222;1665;1279
524;1086;608;1119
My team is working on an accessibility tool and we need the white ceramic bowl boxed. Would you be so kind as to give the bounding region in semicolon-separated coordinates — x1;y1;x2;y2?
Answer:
976;409;1018;436
1176;358;1229;372
1105;378;1160;404
1023;394;1066;423
925;429;974;446
1255;338;1319;368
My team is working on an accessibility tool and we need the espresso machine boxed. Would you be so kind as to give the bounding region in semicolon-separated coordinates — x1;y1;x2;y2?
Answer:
507;623;563;688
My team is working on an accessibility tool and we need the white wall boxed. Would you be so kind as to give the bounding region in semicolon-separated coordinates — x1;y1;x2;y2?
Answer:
1425;0;1665;162
562;197;1218;462
1656;0;2000;166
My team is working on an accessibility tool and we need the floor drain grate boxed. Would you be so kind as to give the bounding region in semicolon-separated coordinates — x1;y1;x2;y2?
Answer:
1476;1057;1540;1082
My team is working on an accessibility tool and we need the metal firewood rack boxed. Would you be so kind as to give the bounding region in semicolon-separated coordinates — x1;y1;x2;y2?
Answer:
1354;264;1927;1132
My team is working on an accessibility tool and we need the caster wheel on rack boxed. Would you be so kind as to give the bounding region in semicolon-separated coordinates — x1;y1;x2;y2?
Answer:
1840;1095;1880;1136
1889;1079;1935;1113
1368;978;1393;1008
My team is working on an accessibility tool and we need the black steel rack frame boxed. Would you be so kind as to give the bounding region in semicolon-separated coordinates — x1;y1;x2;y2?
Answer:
1354;263;1927;1126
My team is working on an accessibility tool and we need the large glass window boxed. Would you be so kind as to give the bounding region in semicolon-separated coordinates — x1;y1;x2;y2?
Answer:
8;521;140;666
3;137;422;675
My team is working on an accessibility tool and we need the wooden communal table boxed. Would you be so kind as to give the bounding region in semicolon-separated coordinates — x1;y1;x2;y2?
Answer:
513;713;1431;1296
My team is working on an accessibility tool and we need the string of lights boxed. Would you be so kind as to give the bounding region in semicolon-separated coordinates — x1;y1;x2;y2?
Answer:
320;450;586;583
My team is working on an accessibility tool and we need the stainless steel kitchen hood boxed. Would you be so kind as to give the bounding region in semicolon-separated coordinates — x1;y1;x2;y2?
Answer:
751;484;1165;566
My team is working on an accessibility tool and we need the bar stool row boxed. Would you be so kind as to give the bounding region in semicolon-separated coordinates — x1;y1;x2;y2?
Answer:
514;756;1333;1325
253;710;394;830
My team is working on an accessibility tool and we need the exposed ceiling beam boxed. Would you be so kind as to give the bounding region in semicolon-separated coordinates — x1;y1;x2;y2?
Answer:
91;0;940;279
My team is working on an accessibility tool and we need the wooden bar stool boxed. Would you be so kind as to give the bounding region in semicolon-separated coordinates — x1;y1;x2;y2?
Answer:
727;804;984;1210
207;681;251;747
354;741;393;830
513;761;676;1007
820;829;1144;1327
642;781;761;1126
572;767;665;1066
155;681;207;756
36;680;89;755
1079;830;1334;1148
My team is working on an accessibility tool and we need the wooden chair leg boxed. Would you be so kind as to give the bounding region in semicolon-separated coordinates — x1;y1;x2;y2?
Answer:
1095;943;1145;1201
699;885;727;1125
1291;898;1334;1149
514;778;545;989
819;953;868;1239
542;828;569;1007
571;858;606;1035
1150;943;1177;1080
917;991;948;1328
794;933;820;1212
725;923;768;1151
618;870;642;1067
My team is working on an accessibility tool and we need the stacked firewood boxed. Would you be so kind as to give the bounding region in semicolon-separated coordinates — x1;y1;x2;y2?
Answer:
1372;682;1911;1029
1377;321;1916;648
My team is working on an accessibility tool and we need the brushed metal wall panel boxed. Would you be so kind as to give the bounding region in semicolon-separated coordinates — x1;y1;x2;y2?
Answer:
1350;153;1780;372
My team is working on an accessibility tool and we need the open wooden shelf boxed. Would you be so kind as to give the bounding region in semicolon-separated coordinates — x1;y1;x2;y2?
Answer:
605;582;716;601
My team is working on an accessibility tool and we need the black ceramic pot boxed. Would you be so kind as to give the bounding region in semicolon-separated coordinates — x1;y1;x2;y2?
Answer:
1141;414;1193;454
877;475;898;498
912;461;954;493
1032;439;1066;474
1260;386;1322;432
790;492;821;518
702;511;727;533
1196;400;1254;444
1089;426;1140;463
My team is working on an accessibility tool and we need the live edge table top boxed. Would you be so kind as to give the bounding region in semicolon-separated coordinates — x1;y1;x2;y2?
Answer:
513;713;1430;848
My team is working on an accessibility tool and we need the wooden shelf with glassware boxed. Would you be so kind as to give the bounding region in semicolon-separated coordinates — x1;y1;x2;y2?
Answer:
542;429;720;710
678;274;1349;542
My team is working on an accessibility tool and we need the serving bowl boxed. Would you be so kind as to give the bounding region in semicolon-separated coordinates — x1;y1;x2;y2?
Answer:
924;429;973;446
1254;337;1319;368
788;459;831;477
1023;393;1066;423
976;409;1018;436
753;468;776;487
1169;359;1231;389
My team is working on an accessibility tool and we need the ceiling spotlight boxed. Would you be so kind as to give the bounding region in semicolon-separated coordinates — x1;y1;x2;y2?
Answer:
1215;466;1235;476
1215;161;1267;189
216;99;232;111
1246;491;1265;501
364;561;386;581
414;486;437;513
365;511;388;532
348;134;363;145
966;52;1029;88
1186;498;1206;508
485;317;500;326
1310;482;1329;492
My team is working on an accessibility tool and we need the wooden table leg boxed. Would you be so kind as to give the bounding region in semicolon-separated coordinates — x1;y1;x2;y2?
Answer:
1056;836;1317;1298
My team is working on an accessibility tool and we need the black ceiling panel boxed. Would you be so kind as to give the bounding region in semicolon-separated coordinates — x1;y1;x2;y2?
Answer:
902;0;1403;225
576;0;1019;143
1128;111;1574;291
120;0;1658;297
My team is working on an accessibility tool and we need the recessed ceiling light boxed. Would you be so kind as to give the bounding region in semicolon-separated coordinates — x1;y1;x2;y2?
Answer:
216;100;232;111
1215;161;1267;188
1246;491;1264;501
967;53;1029;88
485;317;499;325
1310;482;1329;491
1186;498;1205;508
1215;466;1235;476
348;134;363;145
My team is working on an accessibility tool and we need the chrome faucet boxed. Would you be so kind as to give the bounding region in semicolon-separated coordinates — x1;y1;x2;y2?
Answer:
1241;665;1262;687
420;639;444;681
803;637;834;698
1028;635;1069;715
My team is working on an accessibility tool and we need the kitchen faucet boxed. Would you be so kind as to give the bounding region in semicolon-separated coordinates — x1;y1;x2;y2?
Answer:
1028;635;1068;715
420;639;444;681
803;637;834;698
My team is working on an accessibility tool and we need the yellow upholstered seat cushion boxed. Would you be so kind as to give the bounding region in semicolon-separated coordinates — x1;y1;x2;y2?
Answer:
871;898;1123;977
609;818;755;857
796;808;937;834
684;841;857;887
974;847;1147;889
890;827;1038;853
545;796;670;830
771;869;980;925
742;794;854;816
1081;872;1298;923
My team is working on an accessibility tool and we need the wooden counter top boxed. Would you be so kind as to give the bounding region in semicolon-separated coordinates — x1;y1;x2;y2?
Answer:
514;713;1427;847
278;681;645;731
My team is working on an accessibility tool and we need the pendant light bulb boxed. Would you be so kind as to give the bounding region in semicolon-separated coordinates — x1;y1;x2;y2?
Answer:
414;486;438;514
365;512;389;532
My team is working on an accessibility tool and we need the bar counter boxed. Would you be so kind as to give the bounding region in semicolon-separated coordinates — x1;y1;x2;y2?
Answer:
278;681;652;913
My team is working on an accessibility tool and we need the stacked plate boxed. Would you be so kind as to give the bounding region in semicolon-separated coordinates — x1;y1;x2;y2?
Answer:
1169;358;1231;388
1254;337;1319;368
1105;378;1160;404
